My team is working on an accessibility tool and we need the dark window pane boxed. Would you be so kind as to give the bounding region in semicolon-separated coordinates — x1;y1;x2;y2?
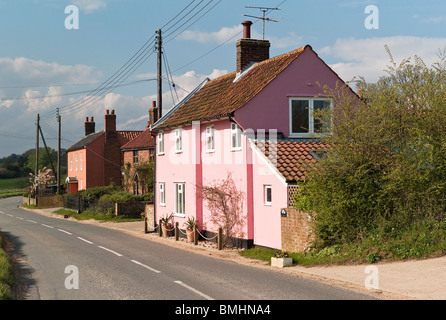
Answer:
291;100;309;133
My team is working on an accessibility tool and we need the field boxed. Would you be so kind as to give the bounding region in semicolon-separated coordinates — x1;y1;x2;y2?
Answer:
0;177;27;198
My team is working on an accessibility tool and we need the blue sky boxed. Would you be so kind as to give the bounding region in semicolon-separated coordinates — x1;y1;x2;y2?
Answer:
0;0;446;158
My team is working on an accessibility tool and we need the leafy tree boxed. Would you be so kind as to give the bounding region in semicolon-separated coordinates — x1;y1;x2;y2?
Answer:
296;49;446;248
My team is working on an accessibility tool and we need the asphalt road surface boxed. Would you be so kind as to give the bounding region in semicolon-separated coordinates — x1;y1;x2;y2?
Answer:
0;196;376;301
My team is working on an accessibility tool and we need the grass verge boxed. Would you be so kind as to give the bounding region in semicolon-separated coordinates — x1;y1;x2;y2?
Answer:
0;234;14;300
52;208;143;223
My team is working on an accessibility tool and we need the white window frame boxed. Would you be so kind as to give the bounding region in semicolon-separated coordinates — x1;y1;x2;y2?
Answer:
231;123;242;151
80;152;83;171
75;154;78;171
289;97;333;138
158;131;164;155
206;125;215;153
159;183;166;206
174;183;185;216
264;185;272;206
70;155;73;172
175;128;183;153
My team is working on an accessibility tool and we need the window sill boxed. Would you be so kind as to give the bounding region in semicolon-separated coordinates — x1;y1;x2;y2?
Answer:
173;213;185;218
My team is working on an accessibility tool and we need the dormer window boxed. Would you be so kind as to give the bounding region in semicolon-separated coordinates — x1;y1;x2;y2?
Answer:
289;97;332;137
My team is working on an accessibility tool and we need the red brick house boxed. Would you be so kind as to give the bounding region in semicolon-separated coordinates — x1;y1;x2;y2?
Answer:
121;103;157;195
66;110;141;192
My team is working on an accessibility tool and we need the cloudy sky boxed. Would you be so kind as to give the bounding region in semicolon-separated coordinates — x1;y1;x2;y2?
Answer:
0;0;445;158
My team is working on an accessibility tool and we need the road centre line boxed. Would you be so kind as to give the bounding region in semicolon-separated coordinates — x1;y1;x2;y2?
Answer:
27;219;37;224
41;223;54;229
130;260;161;274
57;228;72;235
77;237;93;244
16;216;24;220
6;214;13;217
174;281;214;301
98;245;123;257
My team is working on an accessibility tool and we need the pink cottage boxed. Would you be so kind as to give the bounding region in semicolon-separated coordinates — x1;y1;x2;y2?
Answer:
151;21;351;250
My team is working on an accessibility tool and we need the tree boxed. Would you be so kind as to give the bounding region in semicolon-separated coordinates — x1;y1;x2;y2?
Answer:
29;167;55;195
295;49;446;247
197;173;246;248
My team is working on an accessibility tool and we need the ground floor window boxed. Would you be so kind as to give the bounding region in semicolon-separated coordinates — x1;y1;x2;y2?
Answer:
175;183;185;215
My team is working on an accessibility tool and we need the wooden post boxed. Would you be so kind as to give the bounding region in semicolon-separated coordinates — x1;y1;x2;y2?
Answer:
175;222;179;241
218;228;223;250
144;217;148;234
158;219;162;237
194;225;198;246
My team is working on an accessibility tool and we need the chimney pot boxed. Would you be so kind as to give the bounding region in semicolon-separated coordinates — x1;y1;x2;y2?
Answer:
111;110;115;115
106;110;110;115
242;21;253;39
91;117;94;122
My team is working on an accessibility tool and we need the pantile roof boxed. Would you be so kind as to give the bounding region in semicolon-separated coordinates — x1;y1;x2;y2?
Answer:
153;46;308;130
67;130;142;152
121;129;155;151
254;139;328;182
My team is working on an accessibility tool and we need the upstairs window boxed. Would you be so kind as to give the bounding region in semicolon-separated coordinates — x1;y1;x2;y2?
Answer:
158;131;164;155
206;125;215;152
290;98;332;137
133;151;139;164
175;128;182;153
231;123;242;151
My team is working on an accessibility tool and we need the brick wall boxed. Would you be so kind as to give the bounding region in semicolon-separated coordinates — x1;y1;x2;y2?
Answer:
281;208;314;253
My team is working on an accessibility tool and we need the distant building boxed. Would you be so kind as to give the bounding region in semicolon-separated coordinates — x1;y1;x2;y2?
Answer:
66;110;141;192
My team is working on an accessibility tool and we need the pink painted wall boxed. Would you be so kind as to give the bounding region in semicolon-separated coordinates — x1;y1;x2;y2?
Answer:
234;46;344;135
155;119;252;241
251;143;288;249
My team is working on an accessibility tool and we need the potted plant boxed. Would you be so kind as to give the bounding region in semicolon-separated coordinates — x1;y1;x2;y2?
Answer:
184;216;198;243
271;250;293;268
160;213;173;238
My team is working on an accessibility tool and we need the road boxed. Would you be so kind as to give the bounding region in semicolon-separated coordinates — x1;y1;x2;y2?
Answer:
0;196;376;301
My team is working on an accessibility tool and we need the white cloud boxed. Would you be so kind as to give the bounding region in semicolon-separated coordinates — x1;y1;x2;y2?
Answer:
71;0;106;13
320;36;446;83
177;25;302;49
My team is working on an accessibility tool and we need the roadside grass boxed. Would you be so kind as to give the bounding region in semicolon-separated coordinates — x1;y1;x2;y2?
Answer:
0;235;14;300
240;220;446;266
0;177;27;200
52;208;143;223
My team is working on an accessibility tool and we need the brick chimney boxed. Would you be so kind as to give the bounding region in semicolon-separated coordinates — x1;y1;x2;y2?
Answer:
103;109;121;187
149;101;159;126
236;21;270;73
84;117;95;136
104;109;116;133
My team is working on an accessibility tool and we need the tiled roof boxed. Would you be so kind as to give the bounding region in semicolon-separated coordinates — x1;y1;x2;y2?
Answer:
153;46;308;130
121;129;155;151
254;139;327;182
67;130;142;152
66;131;104;152
118;131;142;141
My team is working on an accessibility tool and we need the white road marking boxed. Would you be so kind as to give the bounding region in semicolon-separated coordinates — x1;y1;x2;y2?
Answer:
27;220;37;224
16;217;24;220
41;224;54;229
130;260;161;274
98;246;123;257
57;228;72;235
174;280;214;300
6;214;13;217
77;237;93;244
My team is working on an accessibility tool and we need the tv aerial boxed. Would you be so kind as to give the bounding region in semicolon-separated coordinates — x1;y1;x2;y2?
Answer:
244;6;280;40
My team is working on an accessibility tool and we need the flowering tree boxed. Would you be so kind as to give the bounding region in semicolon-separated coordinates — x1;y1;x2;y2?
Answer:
197;173;246;248
29;167;55;195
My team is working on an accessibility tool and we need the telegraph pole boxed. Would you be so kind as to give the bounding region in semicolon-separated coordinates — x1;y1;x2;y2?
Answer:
156;29;163;120
35;114;40;176
35;114;40;196
57;108;61;194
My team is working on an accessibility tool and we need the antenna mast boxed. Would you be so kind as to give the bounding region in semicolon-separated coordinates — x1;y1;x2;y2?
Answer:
244;6;280;40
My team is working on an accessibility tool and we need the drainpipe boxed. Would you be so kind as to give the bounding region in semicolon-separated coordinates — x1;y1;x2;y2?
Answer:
150;130;157;234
